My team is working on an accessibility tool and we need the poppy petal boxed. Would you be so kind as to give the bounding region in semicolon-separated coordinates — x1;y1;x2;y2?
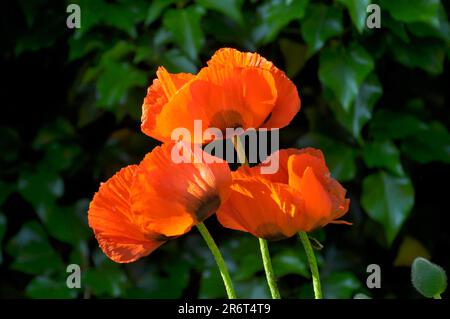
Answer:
88;165;165;263
207;48;300;129
130;142;231;237
141;67;195;141
217;175;303;240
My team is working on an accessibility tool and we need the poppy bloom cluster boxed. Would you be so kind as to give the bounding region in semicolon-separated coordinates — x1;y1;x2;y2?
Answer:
141;48;300;144
88;48;350;264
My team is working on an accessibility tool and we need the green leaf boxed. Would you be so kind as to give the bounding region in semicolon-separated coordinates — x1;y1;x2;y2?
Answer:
337;0;370;33
300;271;362;299
197;0;244;26
96;62;147;110
329;74;382;141
84;261;128;297
32;118;75;150
362;140;404;176
379;0;440;26
297;133;357;182
412;257;447;298
323;272;362;299
40;143;82;173
319;43;374;110
68;34;105;62
361;171;415;245
272;249;309;278
407;5;450;41
71;0;109;37
6;221;64;275
301;4;343;54
389;38;445;75
0;213;6;264
18;170;64;209
401;122;450;164
235;278;271;299
160;49;199;74
258;0;309;43
145;0;177;26
35;202;91;246
126;259;191;298
73;0;147;38
279;38;308;78
26;275;78;299
163;6;205;61
383;14;410;42
369;110;427;140
234;254;263;281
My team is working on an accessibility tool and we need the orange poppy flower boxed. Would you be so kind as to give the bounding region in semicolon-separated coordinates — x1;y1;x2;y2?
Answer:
216;148;350;240
141;48;300;144
88;142;231;263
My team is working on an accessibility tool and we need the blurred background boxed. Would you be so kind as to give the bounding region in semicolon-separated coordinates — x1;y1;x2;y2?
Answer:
1;0;449;299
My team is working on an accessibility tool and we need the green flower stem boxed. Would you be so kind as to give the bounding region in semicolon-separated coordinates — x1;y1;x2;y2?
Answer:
298;232;323;299
232;134;281;299
259;238;281;299
433;294;442;299
196;222;237;299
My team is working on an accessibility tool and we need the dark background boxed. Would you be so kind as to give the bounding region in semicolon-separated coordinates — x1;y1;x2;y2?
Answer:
0;0;449;298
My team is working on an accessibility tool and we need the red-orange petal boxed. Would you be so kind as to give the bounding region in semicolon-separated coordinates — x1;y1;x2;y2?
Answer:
287;151;350;229
217;174;305;240
207;48;300;129
141;67;195;141
130;142;232;237
88;165;166;263
148;65;277;143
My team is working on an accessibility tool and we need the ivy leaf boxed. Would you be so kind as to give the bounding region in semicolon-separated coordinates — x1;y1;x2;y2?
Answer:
383;14;410;43
26;275;78;299
379;0;440;26
319;43;374;111
84;260;129;297
361;171;415;245
279;38;308;78
323;272;362;299
389;38;445;75
337;0;370;33
160;49;199;74
258;0;309;43
401;122;450;164
272;249;309;278
407;4;450;41
145;0;177;26
197;0;244;26
35;202;91;246
330;74;382;141
18;170;64;209
96;62;147;110
301;4;343;54
411;257;447;298
369;110;427;140
163;6;206;62
362;139;404;176
6;221;64;275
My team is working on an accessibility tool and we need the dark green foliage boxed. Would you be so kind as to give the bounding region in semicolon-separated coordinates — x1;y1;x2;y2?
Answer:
1;0;449;298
